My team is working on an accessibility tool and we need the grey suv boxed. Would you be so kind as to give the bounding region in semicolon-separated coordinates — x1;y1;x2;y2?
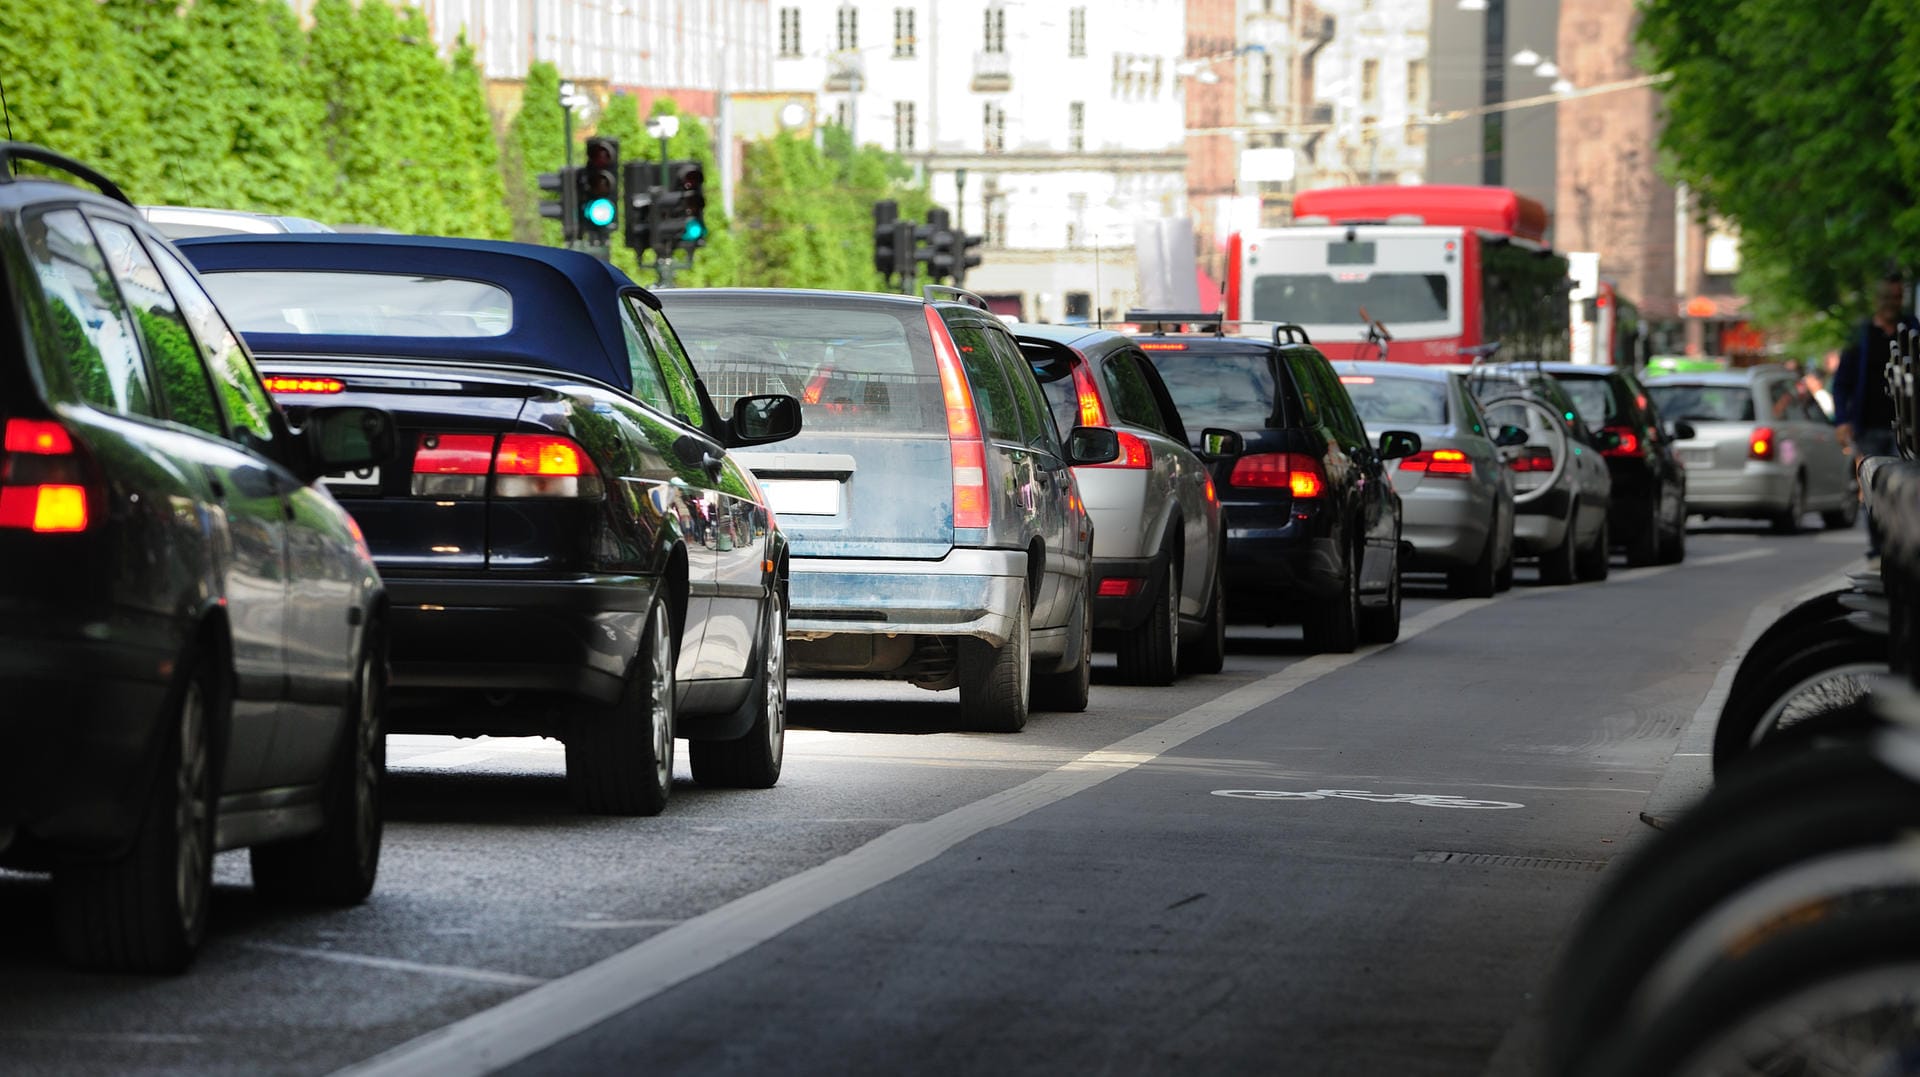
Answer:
658;287;1118;732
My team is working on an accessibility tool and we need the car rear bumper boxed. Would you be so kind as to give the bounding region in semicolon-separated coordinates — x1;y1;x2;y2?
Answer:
1219;505;1342;620
384;575;662;706
1089;551;1170;630
1685;465;1792;515
786;548;1029;653
1512;486;1574;553
1401;485;1494;569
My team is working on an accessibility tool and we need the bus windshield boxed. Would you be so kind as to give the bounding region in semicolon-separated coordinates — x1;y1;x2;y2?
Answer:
1251;273;1450;326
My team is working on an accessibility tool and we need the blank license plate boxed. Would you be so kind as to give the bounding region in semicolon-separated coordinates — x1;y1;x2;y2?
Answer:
761;479;840;516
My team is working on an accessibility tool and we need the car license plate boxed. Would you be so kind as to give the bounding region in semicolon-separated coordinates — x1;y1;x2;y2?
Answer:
761;478;839;516
1680;448;1714;467
322;465;381;491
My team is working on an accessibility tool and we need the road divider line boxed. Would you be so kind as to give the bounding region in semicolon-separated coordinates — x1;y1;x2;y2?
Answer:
247;943;547;988
332;596;1493;1077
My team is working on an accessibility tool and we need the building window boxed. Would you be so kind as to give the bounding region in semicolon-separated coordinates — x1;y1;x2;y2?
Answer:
835;100;851;130
984;4;1006;54
837;5;858;51
1068;101;1084;152
1361;59;1379;103
1066;192;1086;248
893;8;915;58
985;183;1006;246
983;101;1007;153
1259;53;1275;108
1405;120;1427;147
1407;59;1426;105
894;100;915;153
1068;7;1086;57
779;8;801;58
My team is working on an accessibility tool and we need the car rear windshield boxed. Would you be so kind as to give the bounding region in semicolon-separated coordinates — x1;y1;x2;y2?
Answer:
1340;375;1448;426
1149;347;1284;430
663;298;943;435
1554;375;1627;425
200;270;512;337
1647;383;1755;422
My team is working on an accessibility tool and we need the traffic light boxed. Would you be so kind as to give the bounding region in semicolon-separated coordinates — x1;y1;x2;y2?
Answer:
955;232;984;286
579;137;620;243
872;200;900;278
666;160;707;250
922;207;956;282
537;166;581;243
623;160;660;255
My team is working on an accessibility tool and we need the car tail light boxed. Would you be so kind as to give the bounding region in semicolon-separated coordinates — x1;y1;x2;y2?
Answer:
1069;361;1107;427
412;433;493;497
1399;449;1473;476
1750;426;1775;461
1097;577;1143;597
1339;375;1375;385
1229;452;1324;497
1084;431;1153;470
926;308;990;529
494;433;604;498
262;375;346;395
1139;342;1188;351
1508;450;1556;473
0;418;92;533
1602;424;1642;458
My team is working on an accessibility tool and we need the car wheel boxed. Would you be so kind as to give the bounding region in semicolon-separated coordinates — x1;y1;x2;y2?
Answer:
567;600;675;815
1304;548;1361;654
960;587;1030;732
1625;500;1661;567
1179;568;1227;675
1539;504;1580;585
1033;581;1092;711
1658;496;1688;564
1576;517;1612;581
1495;519;1516;592
251;623;386;905
1822;487;1861;530
54;651;220;973
690;590;787;788
1116;558;1179;686
1448;516;1500;598
1772;474;1806;534
1358;546;1402;644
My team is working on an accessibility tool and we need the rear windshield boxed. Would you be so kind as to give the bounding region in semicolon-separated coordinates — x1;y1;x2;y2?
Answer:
662;297;942;435
1340;375;1448;426
1554;375;1626;425
200;270;512;337
1252;273;1449;324
1647;383;1755;423
1149;348;1282;430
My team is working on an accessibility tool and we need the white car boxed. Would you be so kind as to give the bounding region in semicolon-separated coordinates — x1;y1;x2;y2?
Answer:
138;204;335;240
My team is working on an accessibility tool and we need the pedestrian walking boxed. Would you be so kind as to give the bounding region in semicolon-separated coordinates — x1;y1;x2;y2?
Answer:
1831;273;1920;557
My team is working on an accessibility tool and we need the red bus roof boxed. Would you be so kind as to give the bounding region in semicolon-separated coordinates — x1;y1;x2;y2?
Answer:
1290;185;1551;245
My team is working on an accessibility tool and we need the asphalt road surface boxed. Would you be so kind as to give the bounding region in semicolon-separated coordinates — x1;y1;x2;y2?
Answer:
0;524;1868;1077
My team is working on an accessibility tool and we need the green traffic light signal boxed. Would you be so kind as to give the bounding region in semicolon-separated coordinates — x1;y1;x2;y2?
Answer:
585;198;616;228
683;218;706;242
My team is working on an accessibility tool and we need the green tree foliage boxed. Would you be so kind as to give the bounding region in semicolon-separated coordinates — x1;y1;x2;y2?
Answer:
504;62;566;244
448;36;514;240
1640;0;1914;332
0;0;157;195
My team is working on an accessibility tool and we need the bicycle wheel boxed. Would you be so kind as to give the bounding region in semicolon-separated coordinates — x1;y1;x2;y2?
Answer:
1712;628;1887;777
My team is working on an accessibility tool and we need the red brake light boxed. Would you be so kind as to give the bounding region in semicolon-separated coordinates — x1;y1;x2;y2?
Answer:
1097;577;1143;597
1139;342;1188;351
495;434;597;477
1085;430;1153;470
1340;375;1375;385
262;375;346;395
1602;424;1642;458
1069;361;1107;427
950;439;990;528
1508;450;1556;473
1400;449;1472;476
5;419;73;455
1229;452;1325;497
414;433;493;474
925;308;982;442
1750;426;1775;461
0;418;92;532
926;309;990;529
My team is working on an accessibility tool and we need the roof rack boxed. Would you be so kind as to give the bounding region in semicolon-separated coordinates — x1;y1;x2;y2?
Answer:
0;143;132;206
1273;324;1312;346
1125;310;1230;336
922;284;990;312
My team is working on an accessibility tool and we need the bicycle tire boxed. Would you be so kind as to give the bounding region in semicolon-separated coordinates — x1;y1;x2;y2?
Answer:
1712;630;1887;778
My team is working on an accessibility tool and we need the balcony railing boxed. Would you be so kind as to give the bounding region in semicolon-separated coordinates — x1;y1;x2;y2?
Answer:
826;51;865;92
972;50;1011;92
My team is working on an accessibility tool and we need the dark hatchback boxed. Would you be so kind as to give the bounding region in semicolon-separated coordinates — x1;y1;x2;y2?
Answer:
1522;362;1689;565
1135;318;1421;653
179;235;802;817
1;145;393;972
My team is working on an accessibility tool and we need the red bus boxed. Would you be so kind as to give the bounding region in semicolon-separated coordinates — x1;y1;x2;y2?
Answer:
1224;185;1571;364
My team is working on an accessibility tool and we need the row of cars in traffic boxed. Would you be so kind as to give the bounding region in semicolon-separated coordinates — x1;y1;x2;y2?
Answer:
0;144;1862;973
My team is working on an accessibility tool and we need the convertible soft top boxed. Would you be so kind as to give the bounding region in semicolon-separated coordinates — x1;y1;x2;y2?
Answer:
176;233;639;391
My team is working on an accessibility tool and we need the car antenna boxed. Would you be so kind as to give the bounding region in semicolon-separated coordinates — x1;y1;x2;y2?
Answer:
1093;234;1104;328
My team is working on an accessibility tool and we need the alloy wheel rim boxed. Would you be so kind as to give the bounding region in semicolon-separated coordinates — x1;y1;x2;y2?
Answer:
1016;596;1031;704
354;651;382;867
765;597;786;766
649;605;674;789
1166;564;1180;669
175;680;210;927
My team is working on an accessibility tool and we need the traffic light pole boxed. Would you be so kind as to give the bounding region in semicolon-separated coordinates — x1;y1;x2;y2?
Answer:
653;130;676;287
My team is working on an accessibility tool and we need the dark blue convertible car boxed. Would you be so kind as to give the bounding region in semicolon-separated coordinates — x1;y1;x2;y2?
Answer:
179;235;802;816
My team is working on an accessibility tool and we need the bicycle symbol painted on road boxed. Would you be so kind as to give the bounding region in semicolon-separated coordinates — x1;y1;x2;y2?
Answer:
1210;789;1526;810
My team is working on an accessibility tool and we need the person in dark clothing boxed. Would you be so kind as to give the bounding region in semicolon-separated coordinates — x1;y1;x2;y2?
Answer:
1830;274;1919;556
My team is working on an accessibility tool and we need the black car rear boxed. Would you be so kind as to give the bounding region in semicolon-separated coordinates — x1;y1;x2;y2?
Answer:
1136;319;1419;652
1534;363;1688;565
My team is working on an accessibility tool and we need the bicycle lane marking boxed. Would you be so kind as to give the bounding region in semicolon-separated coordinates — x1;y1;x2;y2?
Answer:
333;595;1502;1077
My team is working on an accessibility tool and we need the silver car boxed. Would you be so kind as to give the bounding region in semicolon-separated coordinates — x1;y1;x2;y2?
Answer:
658;288;1118;732
138;205;336;240
1334;361;1520;596
1017;325;1229;684
1646;367;1858;532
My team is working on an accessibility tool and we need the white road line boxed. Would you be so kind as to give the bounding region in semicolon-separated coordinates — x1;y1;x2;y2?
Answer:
554;919;686;931
247;943;547;988
332;596;1492;1077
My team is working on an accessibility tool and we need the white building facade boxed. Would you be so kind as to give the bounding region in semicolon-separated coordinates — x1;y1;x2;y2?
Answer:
770;0;1189;323
1304;0;1429;190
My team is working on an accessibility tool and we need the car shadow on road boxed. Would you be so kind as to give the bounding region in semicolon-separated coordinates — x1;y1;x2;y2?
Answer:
786;696;979;735
0;871;284;974
1222;629;1313;657
382;769;585;826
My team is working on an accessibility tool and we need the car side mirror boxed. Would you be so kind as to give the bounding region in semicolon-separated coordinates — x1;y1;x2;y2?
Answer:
1199;427;1245;458
1493;423;1529;448
727;394;803;447
298;405;394;483
1669;419;1697;441
1066;425;1121;466
1377;429;1422;461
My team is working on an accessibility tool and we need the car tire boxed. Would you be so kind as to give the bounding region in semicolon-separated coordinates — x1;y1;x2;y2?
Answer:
1448;518;1500;598
1772;474;1806;534
1658;497;1688;564
1712;627;1886;778
1358;546;1402;644
1033;582;1092;712
1624;500;1661;567
1495;526;1516;592
690;590;786;789
1304;548;1361;654
1116;558;1179;686
251;624;386;905
54;650;220;973
1179;568;1227;675
1576;517;1611;582
566;600;675;816
960;587;1030;732
1822;488;1861;530
1539;504;1580;585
